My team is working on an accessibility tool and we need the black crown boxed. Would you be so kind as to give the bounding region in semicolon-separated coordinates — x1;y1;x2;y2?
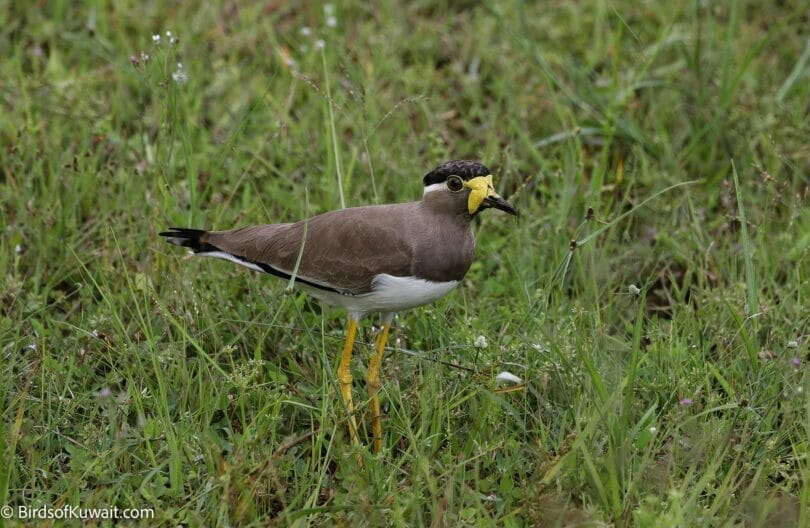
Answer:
423;160;490;186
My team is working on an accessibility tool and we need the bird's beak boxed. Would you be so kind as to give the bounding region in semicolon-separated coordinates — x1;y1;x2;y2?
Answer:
464;175;518;216
483;193;518;216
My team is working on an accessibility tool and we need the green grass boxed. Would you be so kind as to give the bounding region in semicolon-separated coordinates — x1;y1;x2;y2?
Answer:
1;1;808;526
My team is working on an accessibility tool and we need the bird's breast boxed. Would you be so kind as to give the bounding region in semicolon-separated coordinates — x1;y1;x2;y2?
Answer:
411;223;475;283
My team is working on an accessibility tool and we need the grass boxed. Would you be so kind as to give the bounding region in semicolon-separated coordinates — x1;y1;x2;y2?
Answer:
1;1;808;526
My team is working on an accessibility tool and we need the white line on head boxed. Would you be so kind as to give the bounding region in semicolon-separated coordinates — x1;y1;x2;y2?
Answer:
422;183;447;195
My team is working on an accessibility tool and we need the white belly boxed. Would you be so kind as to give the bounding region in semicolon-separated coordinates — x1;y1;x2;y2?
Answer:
197;251;459;318
299;273;459;318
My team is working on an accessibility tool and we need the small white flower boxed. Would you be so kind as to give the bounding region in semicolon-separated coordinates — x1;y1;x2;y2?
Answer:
326;15;337;27
152;34;161;44
649;426;657;434
140;51;149;62
495;371;522;384
172;63;189;84
474;335;488;349
92;329;100;338
628;284;641;295
324;3;334;15
14;244;22;254
315;39;325;50
787;340;798;348
300;26;312;37
165;30;177;45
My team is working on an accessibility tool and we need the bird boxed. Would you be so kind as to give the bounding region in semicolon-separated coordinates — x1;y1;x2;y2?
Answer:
159;160;517;453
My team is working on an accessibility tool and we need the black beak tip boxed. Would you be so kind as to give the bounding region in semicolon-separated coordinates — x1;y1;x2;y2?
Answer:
503;200;519;216
485;196;518;216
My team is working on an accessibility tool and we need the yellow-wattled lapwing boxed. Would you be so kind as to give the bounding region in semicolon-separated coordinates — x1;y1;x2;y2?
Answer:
160;160;517;453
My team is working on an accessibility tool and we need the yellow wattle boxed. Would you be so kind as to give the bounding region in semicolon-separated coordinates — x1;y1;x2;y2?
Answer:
464;175;493;214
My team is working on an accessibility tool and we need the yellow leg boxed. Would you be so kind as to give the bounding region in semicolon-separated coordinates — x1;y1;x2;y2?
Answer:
337;317;360;447
367;320;391;453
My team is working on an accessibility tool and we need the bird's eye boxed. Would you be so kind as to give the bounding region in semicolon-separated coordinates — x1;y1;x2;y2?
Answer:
447;175;463;192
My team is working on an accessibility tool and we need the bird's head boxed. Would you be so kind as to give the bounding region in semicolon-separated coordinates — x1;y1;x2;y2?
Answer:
422;160;518;217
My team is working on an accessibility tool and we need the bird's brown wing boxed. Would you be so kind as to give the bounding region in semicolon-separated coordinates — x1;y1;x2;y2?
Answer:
205;203;419;294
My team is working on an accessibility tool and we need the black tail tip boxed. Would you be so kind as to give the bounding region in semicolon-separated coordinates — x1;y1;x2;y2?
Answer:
159;227;213;252
159;227;207;237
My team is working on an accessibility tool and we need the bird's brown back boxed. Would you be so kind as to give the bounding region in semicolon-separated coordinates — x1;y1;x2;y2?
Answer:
205;201;475;294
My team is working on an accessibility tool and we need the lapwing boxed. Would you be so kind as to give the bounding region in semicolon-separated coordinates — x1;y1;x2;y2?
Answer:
160;160;517;453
